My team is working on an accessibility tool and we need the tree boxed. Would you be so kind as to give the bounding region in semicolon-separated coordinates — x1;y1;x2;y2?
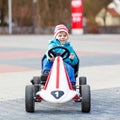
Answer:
38;0;71;26
12;0;32;26
0;0;113;27
0;0;8;26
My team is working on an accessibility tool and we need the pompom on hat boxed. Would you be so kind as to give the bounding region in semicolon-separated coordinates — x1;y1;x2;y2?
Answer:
54;24;69;38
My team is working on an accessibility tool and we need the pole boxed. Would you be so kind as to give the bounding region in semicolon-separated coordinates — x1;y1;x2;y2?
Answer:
32;0;37;33
71;0;83;34
8;0;12;34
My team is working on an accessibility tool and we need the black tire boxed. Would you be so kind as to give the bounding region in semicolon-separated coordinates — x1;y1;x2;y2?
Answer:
81;85;91;113
79;77;87;96
33;76;41;84
32;76;41;94
25;85;35;112
79;77;87;85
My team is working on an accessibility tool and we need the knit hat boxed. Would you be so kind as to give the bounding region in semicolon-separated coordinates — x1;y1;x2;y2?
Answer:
54;24;69;38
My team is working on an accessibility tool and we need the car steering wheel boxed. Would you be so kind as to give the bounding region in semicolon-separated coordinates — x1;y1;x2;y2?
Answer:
48;46;70;60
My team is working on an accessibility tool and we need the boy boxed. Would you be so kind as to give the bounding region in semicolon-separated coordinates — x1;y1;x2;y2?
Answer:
42;24;79;86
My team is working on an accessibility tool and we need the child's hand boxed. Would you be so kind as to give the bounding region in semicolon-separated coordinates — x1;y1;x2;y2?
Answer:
49;56;55;61
69;53;74;60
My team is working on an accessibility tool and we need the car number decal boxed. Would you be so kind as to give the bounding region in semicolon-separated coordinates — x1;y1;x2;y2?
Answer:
51;90;64;99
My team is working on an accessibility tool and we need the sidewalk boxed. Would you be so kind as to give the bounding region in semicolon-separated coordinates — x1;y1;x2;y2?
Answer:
0;35;120;120
0;34;120;101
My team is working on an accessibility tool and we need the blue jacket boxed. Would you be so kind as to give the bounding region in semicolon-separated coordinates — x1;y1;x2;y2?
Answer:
46;38;79;66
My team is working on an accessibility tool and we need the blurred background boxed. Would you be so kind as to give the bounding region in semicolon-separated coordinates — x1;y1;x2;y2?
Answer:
0;0;120;34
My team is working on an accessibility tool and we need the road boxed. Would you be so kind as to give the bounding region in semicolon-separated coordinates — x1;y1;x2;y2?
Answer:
0;34;120;120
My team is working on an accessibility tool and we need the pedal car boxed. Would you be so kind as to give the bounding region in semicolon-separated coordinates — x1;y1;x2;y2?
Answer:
25;46;91;113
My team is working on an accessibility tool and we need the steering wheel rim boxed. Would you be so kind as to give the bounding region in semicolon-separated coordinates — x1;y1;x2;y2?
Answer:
48;46;70;60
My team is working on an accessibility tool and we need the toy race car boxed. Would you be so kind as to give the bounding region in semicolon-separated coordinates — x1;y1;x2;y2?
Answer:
25;46;91;113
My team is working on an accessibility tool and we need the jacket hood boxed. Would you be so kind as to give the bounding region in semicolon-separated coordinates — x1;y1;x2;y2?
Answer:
49;38;70;46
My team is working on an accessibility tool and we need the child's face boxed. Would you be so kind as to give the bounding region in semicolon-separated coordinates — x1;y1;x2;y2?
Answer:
56;31;68;44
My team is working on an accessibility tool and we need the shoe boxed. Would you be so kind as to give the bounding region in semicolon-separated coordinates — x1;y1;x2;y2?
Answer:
43;70;50;76
71;82;76;90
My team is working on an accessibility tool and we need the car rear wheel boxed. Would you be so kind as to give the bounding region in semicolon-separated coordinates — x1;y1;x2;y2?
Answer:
79;77;87;96
79;77;87;85
31;76;41;94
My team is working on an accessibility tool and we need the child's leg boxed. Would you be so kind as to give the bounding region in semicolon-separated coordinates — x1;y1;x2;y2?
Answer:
41;58;53;85
65;63;76;89
42;58;53;74
64;63;76;83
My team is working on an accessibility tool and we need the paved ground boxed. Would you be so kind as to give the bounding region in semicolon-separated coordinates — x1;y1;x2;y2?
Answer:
0;34;120;120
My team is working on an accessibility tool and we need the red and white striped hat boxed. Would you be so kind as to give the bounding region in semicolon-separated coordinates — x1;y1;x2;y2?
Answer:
54;24;69;38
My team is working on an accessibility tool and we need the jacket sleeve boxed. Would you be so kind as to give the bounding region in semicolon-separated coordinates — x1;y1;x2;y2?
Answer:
64;46;79;66
45;40;57;60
